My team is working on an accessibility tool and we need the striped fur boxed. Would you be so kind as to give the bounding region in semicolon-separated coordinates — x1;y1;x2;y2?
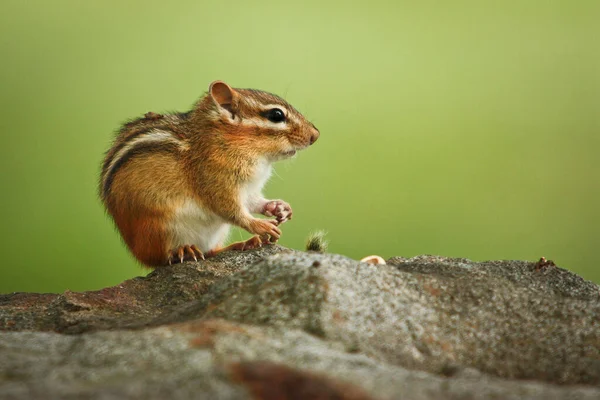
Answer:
100;129;183;199
101;112;190;184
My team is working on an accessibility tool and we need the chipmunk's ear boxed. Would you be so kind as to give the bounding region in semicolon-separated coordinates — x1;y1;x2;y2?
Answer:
209;81;238;114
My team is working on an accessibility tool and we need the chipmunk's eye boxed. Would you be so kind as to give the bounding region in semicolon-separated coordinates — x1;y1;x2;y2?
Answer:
263;108;286;123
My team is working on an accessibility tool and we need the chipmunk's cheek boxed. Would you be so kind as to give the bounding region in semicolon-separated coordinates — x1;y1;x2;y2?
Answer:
284;135;302;150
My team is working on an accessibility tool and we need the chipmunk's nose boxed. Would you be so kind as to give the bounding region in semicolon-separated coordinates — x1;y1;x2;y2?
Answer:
309;127;320;145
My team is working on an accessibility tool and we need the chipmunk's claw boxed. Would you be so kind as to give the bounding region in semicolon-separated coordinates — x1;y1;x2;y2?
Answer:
191;245;205;260
168;245;204;265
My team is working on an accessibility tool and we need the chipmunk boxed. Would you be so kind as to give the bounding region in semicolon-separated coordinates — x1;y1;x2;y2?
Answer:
99;81;319;267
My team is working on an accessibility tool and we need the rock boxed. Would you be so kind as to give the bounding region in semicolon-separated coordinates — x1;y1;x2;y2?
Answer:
0;245;287;334
1;247;599;399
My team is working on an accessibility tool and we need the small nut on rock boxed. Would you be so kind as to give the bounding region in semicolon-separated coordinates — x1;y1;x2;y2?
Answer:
360;255;386;265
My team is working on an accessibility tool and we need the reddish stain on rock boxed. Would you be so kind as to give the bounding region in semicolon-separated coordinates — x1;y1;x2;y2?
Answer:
174;319;249;349
229;361;374;400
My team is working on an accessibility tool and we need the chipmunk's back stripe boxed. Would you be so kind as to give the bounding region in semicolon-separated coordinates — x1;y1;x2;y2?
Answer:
101;130;181;199
102;123;173;174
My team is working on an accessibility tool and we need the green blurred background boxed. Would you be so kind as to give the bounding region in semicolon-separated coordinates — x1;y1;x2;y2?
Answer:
0;1;598;293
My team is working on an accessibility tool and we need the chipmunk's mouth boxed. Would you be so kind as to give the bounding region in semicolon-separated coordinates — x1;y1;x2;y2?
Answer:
270;149;297;161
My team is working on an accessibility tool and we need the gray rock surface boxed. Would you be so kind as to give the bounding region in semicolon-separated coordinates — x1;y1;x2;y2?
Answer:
1;246;599;399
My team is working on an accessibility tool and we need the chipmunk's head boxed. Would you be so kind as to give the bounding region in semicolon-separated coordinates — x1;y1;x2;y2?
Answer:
199;81;319;160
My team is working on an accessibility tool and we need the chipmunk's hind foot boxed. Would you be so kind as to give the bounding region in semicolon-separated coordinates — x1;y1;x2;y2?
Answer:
223;235;268;252
205;235;270;257
237;235;264;251
168;244;204;265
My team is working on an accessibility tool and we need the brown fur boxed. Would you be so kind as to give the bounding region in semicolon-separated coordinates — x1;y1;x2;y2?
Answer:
106;152;189;266
100;81;319;267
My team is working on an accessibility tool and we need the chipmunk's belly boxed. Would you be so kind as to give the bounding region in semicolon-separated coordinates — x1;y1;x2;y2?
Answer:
169;199;230;251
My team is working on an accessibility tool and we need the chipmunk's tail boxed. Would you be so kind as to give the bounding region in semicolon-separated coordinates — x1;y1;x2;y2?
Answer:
305;230;328;253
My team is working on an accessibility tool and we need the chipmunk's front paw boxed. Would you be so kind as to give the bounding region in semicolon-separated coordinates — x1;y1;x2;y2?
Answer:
263;200;293;224
168;244;204;265
249;219;281;243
